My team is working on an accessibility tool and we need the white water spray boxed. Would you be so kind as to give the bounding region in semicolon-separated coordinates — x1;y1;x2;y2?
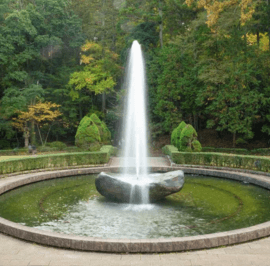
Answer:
122;41;148;178
121;40;149;204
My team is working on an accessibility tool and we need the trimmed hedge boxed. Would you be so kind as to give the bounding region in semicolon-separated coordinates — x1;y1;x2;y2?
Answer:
202;147;249;154
202;147;270;155
0;145;117;175
251;148;270;155
163;145;270;172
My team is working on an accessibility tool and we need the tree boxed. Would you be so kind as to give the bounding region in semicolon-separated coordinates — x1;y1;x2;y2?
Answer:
70;0;119;50
69;41;121;112
12;102;62;147
0;0;85;146
185;0;257;28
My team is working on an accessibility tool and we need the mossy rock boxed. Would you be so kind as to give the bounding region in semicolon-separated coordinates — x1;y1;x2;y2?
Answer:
75;116;101;151
89;114;111;144
171;121;186;150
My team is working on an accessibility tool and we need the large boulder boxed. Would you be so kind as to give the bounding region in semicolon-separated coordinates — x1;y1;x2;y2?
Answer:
95;170;185;203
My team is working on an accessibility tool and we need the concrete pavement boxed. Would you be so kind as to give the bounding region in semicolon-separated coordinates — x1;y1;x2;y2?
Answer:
0;232;270;266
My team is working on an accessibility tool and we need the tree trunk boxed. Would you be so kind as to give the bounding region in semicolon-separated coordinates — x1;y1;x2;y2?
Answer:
233;132;236;148
24;124;30;147
37;125;44;146
30;120;36;145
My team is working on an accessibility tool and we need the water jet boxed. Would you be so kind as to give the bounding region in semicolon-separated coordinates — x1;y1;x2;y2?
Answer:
95;40;184;204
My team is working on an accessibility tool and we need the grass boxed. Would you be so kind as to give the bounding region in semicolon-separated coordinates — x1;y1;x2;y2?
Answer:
0;155;32;162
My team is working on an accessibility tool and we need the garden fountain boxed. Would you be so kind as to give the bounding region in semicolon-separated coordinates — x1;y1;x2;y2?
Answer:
0;41;270;253
95;40;184;204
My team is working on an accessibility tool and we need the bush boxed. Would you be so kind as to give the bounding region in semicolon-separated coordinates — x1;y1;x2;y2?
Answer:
192;140;202;152
179;124;197;151
171;121;186;149
75;116;101;151
89;114;111;144
47;141;67;150
171;122;202;152
38;146;58;152
64;146;83;152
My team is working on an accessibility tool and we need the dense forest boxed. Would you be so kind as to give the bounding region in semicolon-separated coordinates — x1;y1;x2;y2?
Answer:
0;0;270;149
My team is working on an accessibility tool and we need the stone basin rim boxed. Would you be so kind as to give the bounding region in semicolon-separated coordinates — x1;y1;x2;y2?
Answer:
0;165;269;253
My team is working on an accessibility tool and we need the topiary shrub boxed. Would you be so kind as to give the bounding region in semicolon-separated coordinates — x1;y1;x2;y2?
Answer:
179;124;197;151
192;140;202;152
89;114;111;144
171;121;186;149
75;114;111;151
75;116;101;151
171;122;202;152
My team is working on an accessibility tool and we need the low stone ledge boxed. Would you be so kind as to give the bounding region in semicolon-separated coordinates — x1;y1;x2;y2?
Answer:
0;166;269;253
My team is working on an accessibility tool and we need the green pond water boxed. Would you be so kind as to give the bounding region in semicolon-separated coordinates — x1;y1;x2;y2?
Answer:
0;174;269;239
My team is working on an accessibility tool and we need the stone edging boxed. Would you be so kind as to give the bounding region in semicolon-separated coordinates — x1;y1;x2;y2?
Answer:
0;166;269;253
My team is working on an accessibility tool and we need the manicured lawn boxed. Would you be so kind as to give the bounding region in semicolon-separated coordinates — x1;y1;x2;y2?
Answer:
0;156;32;162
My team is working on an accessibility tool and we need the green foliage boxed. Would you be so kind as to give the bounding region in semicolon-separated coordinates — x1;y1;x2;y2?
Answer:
0;0;85;147
75;114;111;151
171;122;202;152
179;124;198;151
75;116;101;151
0;139;11;149
171;121;186;148
38;146;58;152
104;110;120;140
100;145;118;157
171;128;178;147
192;140;202;152
69;41;121;99
0;148;28;156
47;141;67;151
162;145;179;157
129;22;159;49
202;147;249;154
89;113;111;144
147;44;203;134
1;0;270;147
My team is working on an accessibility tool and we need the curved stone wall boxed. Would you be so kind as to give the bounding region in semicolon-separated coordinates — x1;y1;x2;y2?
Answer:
0;166;269;253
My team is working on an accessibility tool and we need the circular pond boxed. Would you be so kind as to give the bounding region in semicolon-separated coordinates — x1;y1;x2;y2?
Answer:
0;174;270;239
